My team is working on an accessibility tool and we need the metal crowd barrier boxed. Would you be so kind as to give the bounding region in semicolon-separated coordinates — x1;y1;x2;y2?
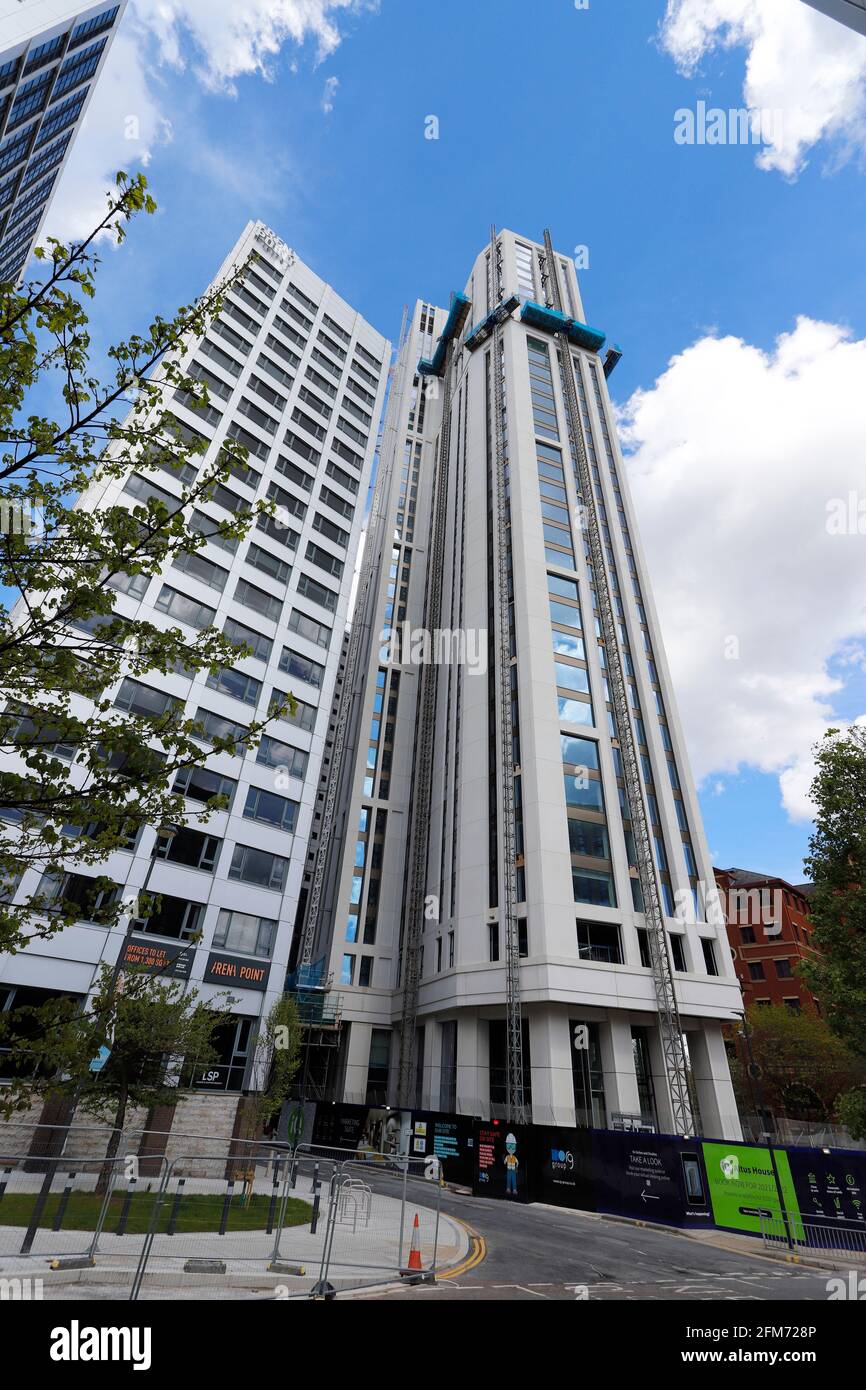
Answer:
0;1126;450;1300
760;1211;866;1263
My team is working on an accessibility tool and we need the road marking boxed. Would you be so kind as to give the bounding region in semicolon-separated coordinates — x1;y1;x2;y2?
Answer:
440;1216;486;1280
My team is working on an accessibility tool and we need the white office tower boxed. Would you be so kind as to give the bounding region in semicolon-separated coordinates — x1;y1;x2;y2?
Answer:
802;0;866;37
300;230;742;1139
0;221;389;1097
0;1;128;283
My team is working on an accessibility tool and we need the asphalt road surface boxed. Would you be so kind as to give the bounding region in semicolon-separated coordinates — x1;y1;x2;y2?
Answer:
357;1185;842;1301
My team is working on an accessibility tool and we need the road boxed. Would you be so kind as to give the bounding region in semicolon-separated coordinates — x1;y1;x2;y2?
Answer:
357;1185;842;1301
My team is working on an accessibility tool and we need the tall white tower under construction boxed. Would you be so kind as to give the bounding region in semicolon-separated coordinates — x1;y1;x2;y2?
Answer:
296;229;742;1140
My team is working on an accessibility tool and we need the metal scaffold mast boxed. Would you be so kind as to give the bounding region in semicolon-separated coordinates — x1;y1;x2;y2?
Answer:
541;229;694;1136
299;308;410;968
395;337;458;1106
490;227;527;1126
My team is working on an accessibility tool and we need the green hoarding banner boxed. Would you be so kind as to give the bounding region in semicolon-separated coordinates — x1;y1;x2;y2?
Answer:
701;1141;801;1236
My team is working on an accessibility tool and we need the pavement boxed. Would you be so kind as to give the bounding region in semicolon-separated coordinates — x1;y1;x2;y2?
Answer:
0;1165;467;1300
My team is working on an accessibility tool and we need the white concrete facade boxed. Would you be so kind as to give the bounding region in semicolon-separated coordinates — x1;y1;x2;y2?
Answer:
309;231;743;1139
0;220;389;1094
0;1;128;282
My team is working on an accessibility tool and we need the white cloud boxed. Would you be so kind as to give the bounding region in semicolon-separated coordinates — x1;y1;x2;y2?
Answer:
321;74;340;113
660;0;866;176
139;0;373;93
779;716;866;821
43;0;376;241
43;31;171;242
617;316;866;823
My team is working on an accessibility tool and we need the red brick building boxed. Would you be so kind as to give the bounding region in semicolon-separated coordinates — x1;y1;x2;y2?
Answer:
714;867;821;1015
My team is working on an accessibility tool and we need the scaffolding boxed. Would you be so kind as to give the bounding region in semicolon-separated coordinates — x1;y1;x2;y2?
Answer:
489;228;528;1125
395;339;457;1107
541;228;694;1136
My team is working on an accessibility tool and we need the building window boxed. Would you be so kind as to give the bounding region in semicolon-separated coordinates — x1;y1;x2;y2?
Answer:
515;241;536;299
174;765;237;808
279;645;326;686
701;938;719;976
365;1028;390;1105
36;871;121;925
206;666;262;707
637;927;651;968
570;1021;606;1128
670;934;687;972
631;1026;657;1129
775;959;793;979
228;844;288;891
192;707;249;749
136;895;202;941
153;827;220;873
223;616;273;664
113;678;180;720
575;920;622;964
255;736;309;779
213;909;276;958
243;786;298;833
572;868;616;908
168;550;230;594
748;961;766;982
155;584;216;631
439;1020;457;1112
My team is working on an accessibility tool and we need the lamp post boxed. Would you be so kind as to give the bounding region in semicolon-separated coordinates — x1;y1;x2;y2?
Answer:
738;1012;794;1251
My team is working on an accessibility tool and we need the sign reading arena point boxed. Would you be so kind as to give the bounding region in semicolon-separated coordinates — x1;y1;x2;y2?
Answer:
203;952;270;991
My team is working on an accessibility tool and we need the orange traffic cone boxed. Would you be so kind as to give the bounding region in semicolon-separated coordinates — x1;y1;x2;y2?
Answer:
406;1213;423;1272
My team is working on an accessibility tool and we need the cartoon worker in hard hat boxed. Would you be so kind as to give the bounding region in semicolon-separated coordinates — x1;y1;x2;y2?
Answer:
504;1132;519;1197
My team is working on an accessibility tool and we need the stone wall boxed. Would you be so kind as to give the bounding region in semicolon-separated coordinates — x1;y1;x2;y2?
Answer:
0;1088;249;1175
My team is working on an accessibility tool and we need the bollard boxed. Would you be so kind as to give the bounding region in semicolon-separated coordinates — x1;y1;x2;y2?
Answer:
266;1168;280;1235
52;1171;77;1232
115;1176;137;1236
167;1178;186;1236
219;1180;235;1236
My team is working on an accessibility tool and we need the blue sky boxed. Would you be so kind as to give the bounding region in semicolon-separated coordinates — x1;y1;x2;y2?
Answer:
35;0;866;884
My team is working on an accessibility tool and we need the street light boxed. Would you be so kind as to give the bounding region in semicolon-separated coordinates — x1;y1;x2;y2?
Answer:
738;1012;794;1251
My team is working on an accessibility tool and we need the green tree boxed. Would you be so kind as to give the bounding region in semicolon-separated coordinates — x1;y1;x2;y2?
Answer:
737;1004;866;1123
237;994;303;1144
0;963;230;1185
0;173;293;955
800;725;866;1134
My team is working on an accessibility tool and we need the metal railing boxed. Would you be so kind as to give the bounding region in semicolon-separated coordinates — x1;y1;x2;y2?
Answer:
0;1126;452;1300
760;1211;866;1263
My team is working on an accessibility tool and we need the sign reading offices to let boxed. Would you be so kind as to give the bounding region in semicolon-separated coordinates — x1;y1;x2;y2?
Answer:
122;936;193;980
203;952;270;992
